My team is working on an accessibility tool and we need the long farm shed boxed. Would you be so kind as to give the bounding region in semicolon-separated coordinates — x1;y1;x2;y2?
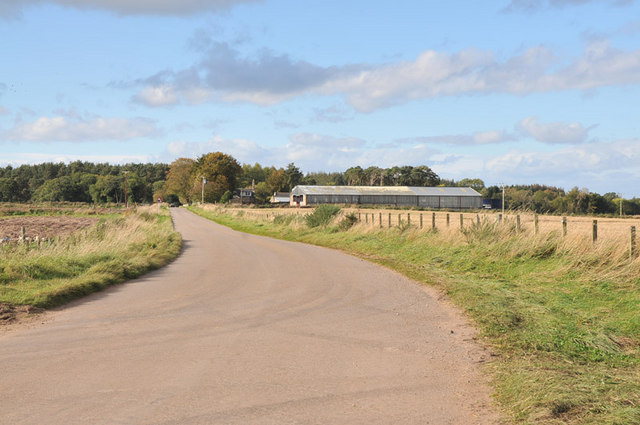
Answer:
290;185;482;209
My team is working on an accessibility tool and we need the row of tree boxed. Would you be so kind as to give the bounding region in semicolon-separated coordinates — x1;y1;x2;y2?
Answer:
0;162;168;204
0;152;638;215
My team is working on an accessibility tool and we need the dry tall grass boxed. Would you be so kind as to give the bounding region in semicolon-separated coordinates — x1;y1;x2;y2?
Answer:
0;206;181;307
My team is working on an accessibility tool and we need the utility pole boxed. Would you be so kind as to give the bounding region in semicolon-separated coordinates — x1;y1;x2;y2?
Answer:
619;193;623;217
124;171;129;209
201;176;206;204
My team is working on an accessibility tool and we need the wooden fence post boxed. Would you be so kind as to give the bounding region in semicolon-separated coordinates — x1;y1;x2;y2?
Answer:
498;214;502;224
432;212;436;230
379;212;382;228
459;213;464;229
631;226;637;259
592;220;598;244
388;213;391;228
476;214;480;224
420;213;423;229
562;217;567;236
534;213;539;234
407;213;411;226
446;213;450;227
516;215;521;232
21;226;26;244
365;214;368;224
398;213;401;226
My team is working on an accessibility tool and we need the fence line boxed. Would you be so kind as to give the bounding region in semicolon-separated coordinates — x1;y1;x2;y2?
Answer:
211;206;640;255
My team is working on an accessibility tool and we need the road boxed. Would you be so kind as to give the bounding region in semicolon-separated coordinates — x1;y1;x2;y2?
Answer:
0;208;499;424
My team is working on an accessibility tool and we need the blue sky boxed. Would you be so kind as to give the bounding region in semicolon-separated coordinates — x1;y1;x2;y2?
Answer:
1;0;639;196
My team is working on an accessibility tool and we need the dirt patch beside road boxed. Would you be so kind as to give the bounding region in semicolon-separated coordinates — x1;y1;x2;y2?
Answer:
0;216;99;241
0;303;45;327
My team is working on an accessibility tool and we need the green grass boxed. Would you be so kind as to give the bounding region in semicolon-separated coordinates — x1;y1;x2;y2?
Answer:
190;205;640;425
0;206;182;308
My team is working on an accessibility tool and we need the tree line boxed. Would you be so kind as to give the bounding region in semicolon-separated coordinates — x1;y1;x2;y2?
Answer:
1;152;638;215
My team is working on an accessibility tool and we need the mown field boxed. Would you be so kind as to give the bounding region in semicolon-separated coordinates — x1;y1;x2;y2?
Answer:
0;204;181;315
190;204;640;425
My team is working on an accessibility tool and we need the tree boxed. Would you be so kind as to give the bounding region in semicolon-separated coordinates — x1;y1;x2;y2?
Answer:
364;166;384;186
0;177;19;202
410;165;440;186
344;166;364;185
457;178;485;191
152;180;166;202
239;163;267;188
283;163;303;191
254;181;271;204
166;158;196;204
90;175;124;203
194;152;242;202
266;169;286;193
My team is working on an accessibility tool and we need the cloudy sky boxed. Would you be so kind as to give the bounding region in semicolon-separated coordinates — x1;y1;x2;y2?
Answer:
1;0;639;196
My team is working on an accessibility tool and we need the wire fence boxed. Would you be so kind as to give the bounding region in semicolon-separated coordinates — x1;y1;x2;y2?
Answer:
215;206;639;258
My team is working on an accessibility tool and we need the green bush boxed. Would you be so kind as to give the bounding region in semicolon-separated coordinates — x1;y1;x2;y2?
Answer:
220;190;233;204
305;205;341;228
338;212;358;230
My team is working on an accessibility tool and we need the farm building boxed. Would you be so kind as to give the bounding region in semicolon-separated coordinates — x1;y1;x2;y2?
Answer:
270;192;291;204
290;185;482;209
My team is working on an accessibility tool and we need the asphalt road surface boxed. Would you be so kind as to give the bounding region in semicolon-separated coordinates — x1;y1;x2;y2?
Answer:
0;208;499;424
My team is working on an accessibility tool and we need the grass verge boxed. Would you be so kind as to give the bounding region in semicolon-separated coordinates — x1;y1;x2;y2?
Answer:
0;205;182;308
189;205;640;425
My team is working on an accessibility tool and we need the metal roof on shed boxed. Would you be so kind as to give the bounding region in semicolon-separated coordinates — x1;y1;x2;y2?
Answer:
291;186;481;197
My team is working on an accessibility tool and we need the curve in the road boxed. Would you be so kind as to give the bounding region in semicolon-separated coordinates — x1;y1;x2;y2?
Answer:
0;207;499;424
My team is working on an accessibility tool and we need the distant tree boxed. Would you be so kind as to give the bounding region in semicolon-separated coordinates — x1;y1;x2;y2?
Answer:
0;177;19;202
364;166;384;186
254;181;271;204
344;166;364;185
409;165;440;186
90;175;124;203
152;180;166;202
284;162;303;191
239;163;267;188
304;172;344;186
457;178;485;191
166;158;196;204
33;176;77;202
194;152;242;202
266;169;286;193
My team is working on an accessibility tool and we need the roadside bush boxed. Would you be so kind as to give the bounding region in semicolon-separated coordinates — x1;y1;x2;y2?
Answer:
305;205;341;228
338;212;358;231
220;190;233;204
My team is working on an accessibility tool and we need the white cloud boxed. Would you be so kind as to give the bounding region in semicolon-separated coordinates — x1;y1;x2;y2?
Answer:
504;0;634;12
164;136;269;161
398;130;517;146
3;115;160;142
328;41;640;111
133;85;179;107
161;132;443;173
485;138;640;193
517;116;591;144
0;0;260;18
132;40;640;112
0;152;149;166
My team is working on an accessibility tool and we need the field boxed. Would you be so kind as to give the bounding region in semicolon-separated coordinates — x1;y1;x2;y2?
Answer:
191;204;640;425
238;207;640;250
0;204;181;322
0;216;99;241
